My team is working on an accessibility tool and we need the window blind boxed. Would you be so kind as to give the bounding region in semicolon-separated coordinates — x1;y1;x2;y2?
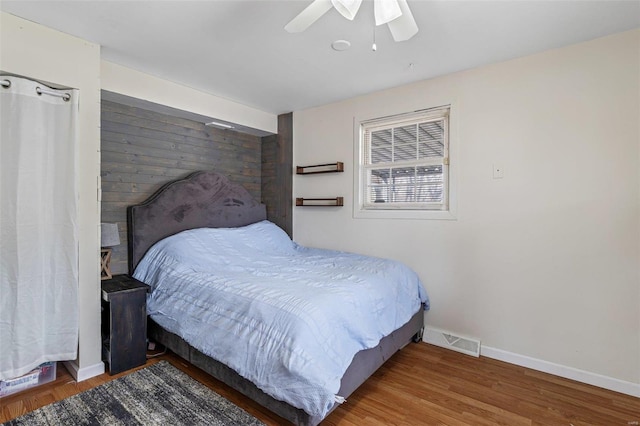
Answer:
361;106;449;210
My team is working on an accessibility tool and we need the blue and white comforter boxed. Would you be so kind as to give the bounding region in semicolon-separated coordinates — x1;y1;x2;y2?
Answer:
133;220;429;418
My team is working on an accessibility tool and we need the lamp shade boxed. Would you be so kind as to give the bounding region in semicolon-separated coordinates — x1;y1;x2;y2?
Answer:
101;223;120;247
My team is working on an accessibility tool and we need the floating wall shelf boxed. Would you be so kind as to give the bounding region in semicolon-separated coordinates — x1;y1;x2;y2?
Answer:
296;162;344;207
296;162;344;175
296;197;344;207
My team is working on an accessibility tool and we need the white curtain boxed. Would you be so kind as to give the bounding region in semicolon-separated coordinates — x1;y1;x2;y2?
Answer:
0;75;79;380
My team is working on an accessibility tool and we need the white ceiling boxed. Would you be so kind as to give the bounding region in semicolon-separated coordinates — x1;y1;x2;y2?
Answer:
1;1;638;115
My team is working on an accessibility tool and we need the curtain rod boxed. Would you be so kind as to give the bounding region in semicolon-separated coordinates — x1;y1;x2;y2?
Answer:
1;79;70;102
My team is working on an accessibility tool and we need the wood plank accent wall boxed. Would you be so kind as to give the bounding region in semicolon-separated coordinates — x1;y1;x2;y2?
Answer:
261;112;293;237
101;99;262;275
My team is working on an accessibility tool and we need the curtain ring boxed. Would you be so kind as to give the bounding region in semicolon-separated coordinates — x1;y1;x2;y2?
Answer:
1;79;10;89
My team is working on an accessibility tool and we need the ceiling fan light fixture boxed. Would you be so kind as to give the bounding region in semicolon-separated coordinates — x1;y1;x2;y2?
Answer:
331;0;363;20
285;0;418;42
374;0;402;25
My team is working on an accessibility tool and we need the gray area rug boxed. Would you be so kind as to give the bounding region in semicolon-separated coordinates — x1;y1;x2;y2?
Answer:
3;361;265;425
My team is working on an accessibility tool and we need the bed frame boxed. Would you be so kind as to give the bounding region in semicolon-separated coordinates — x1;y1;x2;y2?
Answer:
128;171;424;425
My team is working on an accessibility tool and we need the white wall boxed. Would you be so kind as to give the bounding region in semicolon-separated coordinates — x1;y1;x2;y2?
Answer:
101;61;277;135
0;12;103;379
293;30;640;388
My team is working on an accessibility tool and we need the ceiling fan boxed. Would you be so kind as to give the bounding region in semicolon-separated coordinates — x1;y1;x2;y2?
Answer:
284;0;418;42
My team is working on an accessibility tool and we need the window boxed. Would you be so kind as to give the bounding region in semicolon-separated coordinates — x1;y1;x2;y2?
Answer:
358;106;450;213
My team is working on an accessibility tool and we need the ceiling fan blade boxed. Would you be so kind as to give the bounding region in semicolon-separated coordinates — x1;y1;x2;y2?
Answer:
284;0;333;33
374;0;402;26
332;0;363;21
387;0;418;41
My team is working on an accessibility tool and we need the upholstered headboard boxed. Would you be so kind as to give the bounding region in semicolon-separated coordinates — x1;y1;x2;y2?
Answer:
127;171;267;274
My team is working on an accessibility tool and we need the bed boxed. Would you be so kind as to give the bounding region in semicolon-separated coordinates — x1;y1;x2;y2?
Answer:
127;171;428;425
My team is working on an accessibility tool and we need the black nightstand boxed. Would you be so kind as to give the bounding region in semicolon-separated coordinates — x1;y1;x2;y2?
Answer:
101;275;150;375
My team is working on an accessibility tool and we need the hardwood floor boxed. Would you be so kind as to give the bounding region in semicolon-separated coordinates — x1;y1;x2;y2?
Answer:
1;343;638;425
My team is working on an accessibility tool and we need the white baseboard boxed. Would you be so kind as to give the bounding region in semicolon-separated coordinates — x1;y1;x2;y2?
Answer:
63;360;105;382
480;345;640;398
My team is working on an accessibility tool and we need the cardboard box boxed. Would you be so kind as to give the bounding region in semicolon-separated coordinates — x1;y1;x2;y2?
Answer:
0;362;57;398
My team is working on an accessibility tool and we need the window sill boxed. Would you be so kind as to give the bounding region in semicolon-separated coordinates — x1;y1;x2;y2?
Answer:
353;207;457;220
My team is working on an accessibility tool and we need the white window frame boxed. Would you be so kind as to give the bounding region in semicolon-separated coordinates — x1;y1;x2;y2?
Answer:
353;104;457;220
